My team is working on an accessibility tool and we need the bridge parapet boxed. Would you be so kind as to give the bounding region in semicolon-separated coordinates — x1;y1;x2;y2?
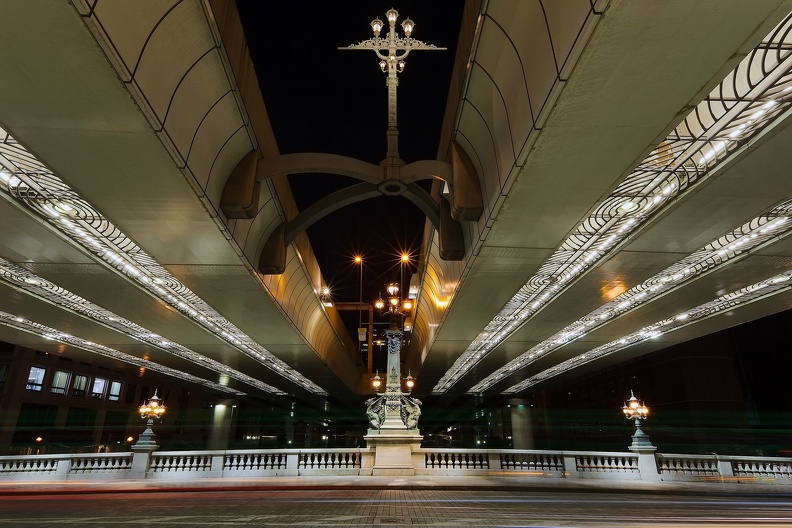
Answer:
1;448;791;484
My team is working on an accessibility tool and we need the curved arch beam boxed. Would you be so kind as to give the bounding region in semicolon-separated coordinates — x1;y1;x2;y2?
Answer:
402;183;441;228
400;160;452;184
449;141;483;221
257;153;382;184
261;182;464;273
284;182;381;244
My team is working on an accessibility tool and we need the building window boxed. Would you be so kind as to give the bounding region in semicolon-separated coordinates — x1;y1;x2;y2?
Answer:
72;374;88;397
25;366;46;391
91;377;108;399
108;381;122;402
50;370;70;395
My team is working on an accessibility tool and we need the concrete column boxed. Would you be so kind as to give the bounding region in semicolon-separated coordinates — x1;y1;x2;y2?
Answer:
0;405;21;453
92;408;106;450
632;448;660;481
207;400;235;450
285;451;299;476
53;406;69;428
129;450;154;479
508;399;534;450
562;455;579;478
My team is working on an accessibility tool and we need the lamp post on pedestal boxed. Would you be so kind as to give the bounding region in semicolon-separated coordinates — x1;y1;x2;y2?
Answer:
363;278;423;475
622;390;653;450
343;8;439;475
365;282;421;431
621;390;659;480
133;389;166;452
129;389;166;478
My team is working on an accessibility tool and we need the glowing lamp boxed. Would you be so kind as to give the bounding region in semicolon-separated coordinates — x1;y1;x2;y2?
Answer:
401;17;414;36
386;8;399;24
370;17;383;36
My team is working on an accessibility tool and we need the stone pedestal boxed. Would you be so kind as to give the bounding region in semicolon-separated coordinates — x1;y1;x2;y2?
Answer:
630;445;659;481
628;419;659;481
364;428;422;476
129;420;159;478
132;421;159;452
362;326;423;475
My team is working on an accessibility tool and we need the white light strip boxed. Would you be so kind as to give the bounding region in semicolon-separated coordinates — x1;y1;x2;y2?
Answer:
432;12;792;394
0;310;245;396
0;129;327;395
0;257;286;395
503;270;792;393
470;202;792;392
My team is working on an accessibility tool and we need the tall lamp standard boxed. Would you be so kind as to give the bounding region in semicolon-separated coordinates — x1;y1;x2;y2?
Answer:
622;390;654;450
133;389;166;451
365;278;421;431
340;9;445;163
400;253;409;292
354;255;367;369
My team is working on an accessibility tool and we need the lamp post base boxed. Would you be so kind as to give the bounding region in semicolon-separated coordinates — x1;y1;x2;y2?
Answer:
132;422;159;452
364;428;422;476
628;418;655;452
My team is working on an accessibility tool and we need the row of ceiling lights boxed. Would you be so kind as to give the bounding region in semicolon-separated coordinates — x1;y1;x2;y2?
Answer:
471;202;792;393
431;12;792;394
0;310;245;396
505;267;792;394
0;128;327;396
0;257;286;395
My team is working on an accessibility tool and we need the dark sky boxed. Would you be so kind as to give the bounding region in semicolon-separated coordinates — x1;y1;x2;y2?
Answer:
236;1;466;310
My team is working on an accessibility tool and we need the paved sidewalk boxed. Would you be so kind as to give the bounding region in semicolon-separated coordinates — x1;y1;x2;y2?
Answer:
2;474;791;496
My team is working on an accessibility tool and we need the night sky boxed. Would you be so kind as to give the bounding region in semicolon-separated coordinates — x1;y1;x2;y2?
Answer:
236;1;465;316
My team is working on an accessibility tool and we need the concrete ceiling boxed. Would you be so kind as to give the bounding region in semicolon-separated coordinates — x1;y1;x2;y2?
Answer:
1;0;792;422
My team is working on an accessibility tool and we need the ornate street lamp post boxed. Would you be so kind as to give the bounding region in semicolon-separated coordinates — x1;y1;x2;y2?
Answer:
622;390;653;450
340;9;445;163
133;389;166;451
365;280;421;431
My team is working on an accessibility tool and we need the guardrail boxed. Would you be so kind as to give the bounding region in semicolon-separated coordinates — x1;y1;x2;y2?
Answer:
0;447;790;484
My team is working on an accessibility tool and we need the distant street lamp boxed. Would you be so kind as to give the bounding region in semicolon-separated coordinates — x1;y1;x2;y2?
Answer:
374;283;413;324
622;390;654;450
320;286;333;307
403;371;415;393
133;389;166;450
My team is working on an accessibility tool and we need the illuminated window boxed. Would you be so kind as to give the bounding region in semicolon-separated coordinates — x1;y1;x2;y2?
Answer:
25;366;46;391
91;377;108;399
72;374;88;397
108;381;122;402
50;370;70;395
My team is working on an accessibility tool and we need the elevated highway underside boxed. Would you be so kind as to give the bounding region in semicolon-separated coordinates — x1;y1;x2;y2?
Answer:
0;0;792;425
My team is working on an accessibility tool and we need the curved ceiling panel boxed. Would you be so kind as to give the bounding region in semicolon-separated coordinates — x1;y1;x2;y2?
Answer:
132;2;214;124
423;0;792;400
89;0;177;82
163;51;234;162
84;0;361;394
204;128;255;202
185;92;249;187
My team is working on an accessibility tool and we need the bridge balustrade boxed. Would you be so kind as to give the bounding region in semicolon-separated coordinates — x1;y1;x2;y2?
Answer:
1;448;791;484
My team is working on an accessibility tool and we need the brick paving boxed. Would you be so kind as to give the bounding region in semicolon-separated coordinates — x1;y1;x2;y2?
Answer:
1;486;792;527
